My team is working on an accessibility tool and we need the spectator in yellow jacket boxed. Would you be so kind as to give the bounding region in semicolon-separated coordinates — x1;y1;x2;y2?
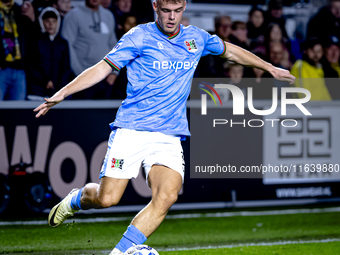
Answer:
291;37;339;100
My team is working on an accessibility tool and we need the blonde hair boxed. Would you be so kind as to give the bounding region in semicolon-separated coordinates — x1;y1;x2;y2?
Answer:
156;0;185;5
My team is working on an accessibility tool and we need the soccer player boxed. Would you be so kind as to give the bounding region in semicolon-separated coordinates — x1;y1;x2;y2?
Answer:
34;0;295;254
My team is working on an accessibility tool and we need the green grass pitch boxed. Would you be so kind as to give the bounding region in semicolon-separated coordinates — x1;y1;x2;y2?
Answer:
0;209;340;254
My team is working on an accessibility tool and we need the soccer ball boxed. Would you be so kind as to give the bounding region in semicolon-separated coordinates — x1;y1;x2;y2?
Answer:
124;245;159;255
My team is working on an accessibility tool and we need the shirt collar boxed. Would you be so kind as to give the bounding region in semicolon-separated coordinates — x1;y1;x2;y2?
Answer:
155;20;181;40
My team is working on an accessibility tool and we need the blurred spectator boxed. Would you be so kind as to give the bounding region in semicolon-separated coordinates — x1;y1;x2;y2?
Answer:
101;0;112;9
51;0;71;32
223;62;247;100
291;38;338;100
267;23;283;43
0;0;35;100
307;0;340;43
269;42;284;67
214;15;231;42
32;0;53;16
114;0;131;13
247;5;266;43
268;42;291;96
196;16;231;78
111;0;132;37
52;0;71;18
121;13;137;32
323;35;340;76
111;0;154;37
322;35;340;99
229;21;249;50
252;23;291;65
226;63;245;85
109;0;153;26
26;7;70;99
111;11;138;99
62;0;117;99
269;42;291;69
264;0;289;39
181;16;189;27
116;12;137;39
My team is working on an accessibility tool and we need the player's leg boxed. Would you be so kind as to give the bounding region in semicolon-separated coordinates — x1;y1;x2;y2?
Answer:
112;133;184;254
112;165;183;254
80;177;128;209
48;177;129;227
132;165;182;236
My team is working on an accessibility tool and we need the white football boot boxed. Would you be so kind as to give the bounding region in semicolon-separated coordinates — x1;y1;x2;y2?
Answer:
109;248;123;255
48;188;79;227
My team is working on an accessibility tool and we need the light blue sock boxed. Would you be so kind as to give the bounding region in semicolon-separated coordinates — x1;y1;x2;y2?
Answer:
70;187;83;210
115;225;147;252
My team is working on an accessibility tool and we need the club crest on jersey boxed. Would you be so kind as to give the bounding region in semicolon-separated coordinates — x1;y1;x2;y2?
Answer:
184;39;198;53
111;158;124;170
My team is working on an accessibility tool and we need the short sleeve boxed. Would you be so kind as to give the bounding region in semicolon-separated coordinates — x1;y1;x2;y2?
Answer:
200;29;226;57
104;27;143;71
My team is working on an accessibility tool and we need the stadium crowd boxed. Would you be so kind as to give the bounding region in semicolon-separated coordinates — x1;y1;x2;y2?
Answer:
1;0;340;100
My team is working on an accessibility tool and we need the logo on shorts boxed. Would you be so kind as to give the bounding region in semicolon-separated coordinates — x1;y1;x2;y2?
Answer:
184;39;198;53
111;158;124;170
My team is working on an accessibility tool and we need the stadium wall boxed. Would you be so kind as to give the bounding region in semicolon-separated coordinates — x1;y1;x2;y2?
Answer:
0;100;339;213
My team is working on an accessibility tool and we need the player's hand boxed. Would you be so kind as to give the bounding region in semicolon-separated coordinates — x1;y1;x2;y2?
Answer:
33;93;64;118
269;66;295;84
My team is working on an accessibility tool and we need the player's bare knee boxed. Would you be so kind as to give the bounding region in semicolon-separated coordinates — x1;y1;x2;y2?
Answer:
154;191;178;211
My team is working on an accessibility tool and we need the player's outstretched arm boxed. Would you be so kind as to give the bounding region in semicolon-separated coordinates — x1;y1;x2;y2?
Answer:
222;42;296;84
34;60;112;118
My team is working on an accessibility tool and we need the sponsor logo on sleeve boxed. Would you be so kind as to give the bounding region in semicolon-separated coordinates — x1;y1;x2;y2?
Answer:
110;41;123;53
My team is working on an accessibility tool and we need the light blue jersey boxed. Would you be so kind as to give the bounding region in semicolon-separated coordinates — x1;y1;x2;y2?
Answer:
104;21;226;140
